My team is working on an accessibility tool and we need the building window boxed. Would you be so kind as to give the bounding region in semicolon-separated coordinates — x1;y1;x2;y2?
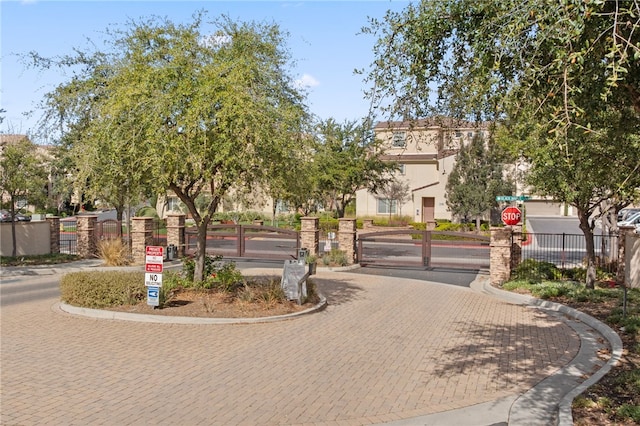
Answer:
398;164;405;175
467;131;473;138
392;132;406;147
167;197;181;211
455;131;462;138
377;198;398;215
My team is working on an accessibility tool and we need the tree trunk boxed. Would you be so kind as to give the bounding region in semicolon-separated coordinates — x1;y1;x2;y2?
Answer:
193;221;209;282
577;209;597;289
10;201;17;257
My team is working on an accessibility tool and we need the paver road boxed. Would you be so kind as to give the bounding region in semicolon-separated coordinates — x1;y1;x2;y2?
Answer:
1;271;579;425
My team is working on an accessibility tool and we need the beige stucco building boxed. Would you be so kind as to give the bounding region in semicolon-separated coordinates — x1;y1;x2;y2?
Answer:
356;118;490;223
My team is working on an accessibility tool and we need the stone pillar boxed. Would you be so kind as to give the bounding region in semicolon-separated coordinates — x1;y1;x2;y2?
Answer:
131;217;155;264
47;216;60;254
166;214;186;258
76;215;98;259
300;217;319;256
338;218;357;264
363;219;374;229
490;226;512;286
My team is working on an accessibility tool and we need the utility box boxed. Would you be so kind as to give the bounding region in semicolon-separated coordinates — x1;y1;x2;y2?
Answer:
166;244;177;261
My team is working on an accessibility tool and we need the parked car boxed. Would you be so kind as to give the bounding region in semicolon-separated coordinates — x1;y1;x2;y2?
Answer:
14;212;31;222
0;209;11;222
0;209;32;222
618;211;640;227
618;207;640;222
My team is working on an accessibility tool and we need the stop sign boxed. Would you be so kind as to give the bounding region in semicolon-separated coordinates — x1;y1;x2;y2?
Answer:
501;206;522;226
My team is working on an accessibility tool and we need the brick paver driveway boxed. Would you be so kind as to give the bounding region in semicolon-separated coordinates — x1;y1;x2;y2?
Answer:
1;271;579;425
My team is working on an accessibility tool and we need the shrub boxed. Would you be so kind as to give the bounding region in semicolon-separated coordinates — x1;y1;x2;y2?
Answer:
97;238;130;266
181;255;244;291
60;271;145;308
512;259;562;283
238;278;285;305
321;249;349;266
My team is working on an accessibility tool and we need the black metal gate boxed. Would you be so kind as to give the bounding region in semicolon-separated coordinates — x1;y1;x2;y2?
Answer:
357;230;490;269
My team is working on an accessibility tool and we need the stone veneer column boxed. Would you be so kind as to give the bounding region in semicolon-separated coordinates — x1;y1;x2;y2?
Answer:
47;216;60;254
76;215;98;259
300;217;319;256
131;217;155;264
166;214;186;257
490;226;512;286
338;218;357;264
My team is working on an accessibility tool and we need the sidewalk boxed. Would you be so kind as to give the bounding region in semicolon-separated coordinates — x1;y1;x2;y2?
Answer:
0;261;622;425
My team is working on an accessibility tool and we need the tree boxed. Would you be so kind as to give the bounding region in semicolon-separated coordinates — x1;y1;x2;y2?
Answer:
445;134;513;230
376;178;411;220
312;118;395;218
363;0;640;287
34;13;309;281
0;136;48;257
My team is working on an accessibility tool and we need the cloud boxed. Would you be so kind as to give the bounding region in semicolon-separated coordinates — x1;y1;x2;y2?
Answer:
296;73;320;89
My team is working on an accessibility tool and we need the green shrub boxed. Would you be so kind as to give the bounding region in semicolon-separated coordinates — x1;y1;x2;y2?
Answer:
435;221;464;232
512;259;563;283
209;261;244;292
60;271;145;308
181;255;244;291
616;404;640;423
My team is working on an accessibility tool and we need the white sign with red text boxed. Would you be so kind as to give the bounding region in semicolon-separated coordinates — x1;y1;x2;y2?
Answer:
145;246;164;287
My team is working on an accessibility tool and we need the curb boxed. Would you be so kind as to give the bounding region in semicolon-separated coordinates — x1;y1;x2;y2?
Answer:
470;275;623;425
56;293;328;325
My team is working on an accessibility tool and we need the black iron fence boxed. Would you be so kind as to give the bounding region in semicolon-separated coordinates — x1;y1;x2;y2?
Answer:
516;232;619;276
59;217;77;255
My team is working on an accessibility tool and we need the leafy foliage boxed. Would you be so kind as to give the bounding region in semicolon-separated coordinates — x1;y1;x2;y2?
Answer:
312;118;395;218
445;134;513;228
0;136;49;256
32;13;309;281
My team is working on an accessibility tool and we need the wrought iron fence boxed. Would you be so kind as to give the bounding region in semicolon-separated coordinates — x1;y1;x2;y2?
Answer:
516;232;619;277
59;217;77;255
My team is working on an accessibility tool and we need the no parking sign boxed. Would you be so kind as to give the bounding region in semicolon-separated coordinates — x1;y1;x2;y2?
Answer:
145;246;164;307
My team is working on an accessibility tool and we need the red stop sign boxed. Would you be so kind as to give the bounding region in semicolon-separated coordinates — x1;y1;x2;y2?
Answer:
501;206;522;225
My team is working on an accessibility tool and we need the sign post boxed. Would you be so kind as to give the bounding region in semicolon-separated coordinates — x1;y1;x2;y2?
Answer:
145;246;164;307
501;206;522;226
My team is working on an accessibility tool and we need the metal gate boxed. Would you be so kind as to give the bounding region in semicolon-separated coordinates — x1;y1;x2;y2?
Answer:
185;224;300;260
357;230;490;269
59;217;77;254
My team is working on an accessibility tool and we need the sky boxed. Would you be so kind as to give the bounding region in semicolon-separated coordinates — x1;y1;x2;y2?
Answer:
1;0;410;141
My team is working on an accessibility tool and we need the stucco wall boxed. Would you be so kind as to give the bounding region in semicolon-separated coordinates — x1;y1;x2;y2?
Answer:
0;221;51;256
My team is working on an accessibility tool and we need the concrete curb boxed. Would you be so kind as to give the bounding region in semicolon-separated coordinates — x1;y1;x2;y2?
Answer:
56;293;328;325
470;274;623;425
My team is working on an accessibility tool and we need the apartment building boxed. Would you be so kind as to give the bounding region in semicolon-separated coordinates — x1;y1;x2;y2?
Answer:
355;117;490;224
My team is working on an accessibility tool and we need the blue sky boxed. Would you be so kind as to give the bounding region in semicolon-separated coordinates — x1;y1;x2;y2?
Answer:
1;0;409;140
